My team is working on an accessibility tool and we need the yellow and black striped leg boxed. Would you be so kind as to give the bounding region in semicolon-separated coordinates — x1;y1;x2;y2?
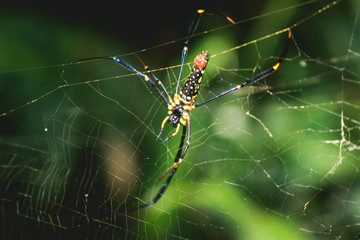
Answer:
157;116;170;140
161;123;180;144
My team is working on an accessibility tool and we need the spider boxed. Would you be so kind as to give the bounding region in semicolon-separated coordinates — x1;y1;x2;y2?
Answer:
75;10;291;211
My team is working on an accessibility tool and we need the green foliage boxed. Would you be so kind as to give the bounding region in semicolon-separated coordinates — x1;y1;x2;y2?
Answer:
1;1;360;239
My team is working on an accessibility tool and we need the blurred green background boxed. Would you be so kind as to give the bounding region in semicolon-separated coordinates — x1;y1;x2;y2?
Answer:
1;0;360;239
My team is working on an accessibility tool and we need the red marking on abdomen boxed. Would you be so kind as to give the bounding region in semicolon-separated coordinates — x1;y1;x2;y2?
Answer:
194;51;210;70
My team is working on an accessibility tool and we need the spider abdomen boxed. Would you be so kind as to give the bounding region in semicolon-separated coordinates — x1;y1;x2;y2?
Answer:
179;51;210;103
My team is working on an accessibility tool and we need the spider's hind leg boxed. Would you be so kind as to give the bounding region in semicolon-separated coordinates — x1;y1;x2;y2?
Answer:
131;126;187;211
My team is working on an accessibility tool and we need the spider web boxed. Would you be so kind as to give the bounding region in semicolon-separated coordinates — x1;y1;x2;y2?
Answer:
1;0;360;239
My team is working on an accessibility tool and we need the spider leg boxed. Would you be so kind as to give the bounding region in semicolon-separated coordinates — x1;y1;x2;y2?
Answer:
134;53;173;103
159;116;191;180
156;116;169;140
181;116;191;159
175;10;235;95
133;126;187;211
73;55;170;106
194;29;292;108
161;123;180;144
111;57;170;105
135;168;178;211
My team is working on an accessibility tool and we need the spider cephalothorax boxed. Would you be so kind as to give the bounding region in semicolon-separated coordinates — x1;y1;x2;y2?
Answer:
167;105;184;128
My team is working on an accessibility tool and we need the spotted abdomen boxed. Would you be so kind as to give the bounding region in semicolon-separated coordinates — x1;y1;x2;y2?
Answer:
179;51;210;104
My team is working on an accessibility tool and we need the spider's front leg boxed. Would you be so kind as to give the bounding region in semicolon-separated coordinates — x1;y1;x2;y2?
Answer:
157;103;186;143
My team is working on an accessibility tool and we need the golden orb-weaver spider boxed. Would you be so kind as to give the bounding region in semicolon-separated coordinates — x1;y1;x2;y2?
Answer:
75;10;291;211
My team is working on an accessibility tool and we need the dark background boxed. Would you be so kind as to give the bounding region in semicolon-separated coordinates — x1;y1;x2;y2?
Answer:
1;0;360;239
